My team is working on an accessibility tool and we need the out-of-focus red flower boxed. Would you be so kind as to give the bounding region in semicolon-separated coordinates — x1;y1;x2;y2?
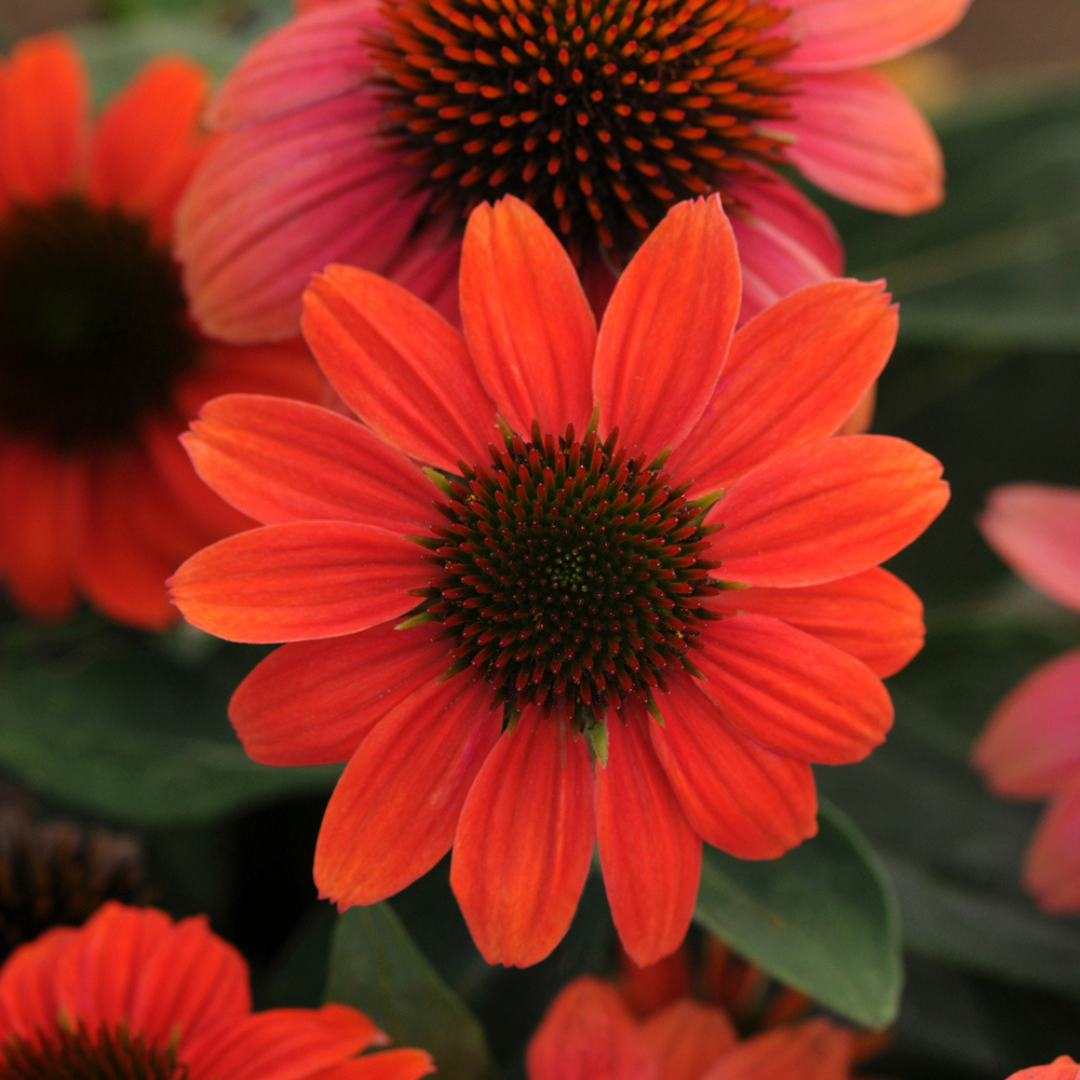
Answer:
177;0;971;344
526;975;856;1080
974;484;1080;912
171;194;948;968
1007;1059;1080;1080
0;35;322;629
0;901;434;1080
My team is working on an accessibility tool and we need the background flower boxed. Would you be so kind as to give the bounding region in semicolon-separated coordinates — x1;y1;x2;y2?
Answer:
171;194;947;969
176;0;971;343
0;901;434;1080
973;483;1080;911
0;34;323;629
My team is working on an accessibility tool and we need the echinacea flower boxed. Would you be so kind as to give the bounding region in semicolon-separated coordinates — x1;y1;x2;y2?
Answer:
177;0;971;343
0;34;322;629
526;974;856;1080
973;483;1080;912
0;901;434;1080
1008;1060;1080;1080
171;194;948;967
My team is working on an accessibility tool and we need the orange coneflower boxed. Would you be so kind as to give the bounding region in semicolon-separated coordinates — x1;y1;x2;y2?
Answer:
171;194;948;968
0;902;434;1080
0;35;322;629
176;0;971;344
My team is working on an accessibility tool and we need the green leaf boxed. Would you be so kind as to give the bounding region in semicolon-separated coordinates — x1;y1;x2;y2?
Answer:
693;800;902;1028
325;905;496;1080
0;621;338;824
824;80;1080;348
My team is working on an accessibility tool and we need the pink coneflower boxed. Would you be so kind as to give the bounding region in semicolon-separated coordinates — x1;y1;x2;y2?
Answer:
177;0;971;343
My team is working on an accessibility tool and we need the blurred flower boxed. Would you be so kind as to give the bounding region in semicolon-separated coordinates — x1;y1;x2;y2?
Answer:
526;974;856;1080
0;34;323;629
0;901;434;1080
171;195;948;967
177;0;971;343
0;792;145;961
973;483;1080;912
1007;1060;1080;1080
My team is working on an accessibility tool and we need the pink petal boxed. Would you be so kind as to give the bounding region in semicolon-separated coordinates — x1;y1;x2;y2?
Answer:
184;394;440;530
695;614;893;764
451;710;596;967
973;648;1080;799
670;279;895;493
709;435;949;587
777;70;944;215
597;705;703;966
460;198;596;437
725;170;842;324
314;674;500;905
650;679;819;859
593;196;740;458
704;568;925;678
302;266;497;471
169;521;428;643
1024;779;1080;914
229;621;451;766
784;0;973;72
979;484;1080;614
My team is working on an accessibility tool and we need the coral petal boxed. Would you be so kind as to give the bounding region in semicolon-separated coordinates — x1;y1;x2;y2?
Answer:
461;198;596;437
671;279;896;493
1024;780;1080;914
710;435;949;587
702;1018;855;1080
303;267;497;470
597;706;702;966
315;675;500;905
451;710;596;967
640;999;738;1080
651;680;818;858
230;622;450;766
594;196;740;457
695;615;893;764
170;521;427;643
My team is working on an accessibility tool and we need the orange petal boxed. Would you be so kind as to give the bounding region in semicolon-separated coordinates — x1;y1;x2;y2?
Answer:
185;394;439;531
0;34;88;203
640;999;738;1080
0;924;78;1034
779;70;943;215
705;568;924;678
979;484;1080;614
1006;1058;1080;1080
593;196;740;458
650;679;818;859
88;57;208;241
342;1050;436;1080
597;706;702;967
695;614;894;764
710;435;948;587
973;648;1080;799
314;675;500;905
451;710;596;967
702;1018;854;1080
170;521;427;643
671;279;895;493
784;0;972;72
526;977;658;1080
303;266;496;471
460;198;595;437
230;621;450;766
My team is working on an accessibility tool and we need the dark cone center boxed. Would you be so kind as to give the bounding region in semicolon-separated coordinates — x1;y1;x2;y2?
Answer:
0;1024;186;1080
417;421;722;726
0;198;199;451
370;0;798;261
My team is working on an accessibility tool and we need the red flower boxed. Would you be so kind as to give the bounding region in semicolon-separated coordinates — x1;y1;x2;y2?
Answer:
973;484;1080;912
0;902;433;1080
171;194;948;967
1007;1060;1080;1080
0;35;322;629
177;0;970;343
526;975;856;1080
